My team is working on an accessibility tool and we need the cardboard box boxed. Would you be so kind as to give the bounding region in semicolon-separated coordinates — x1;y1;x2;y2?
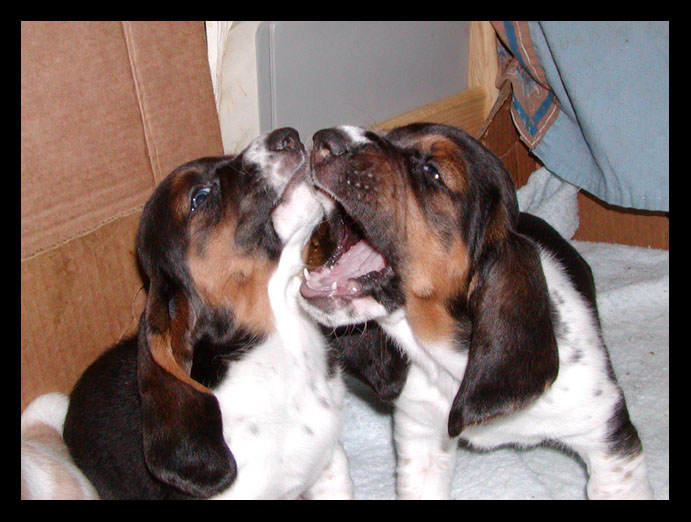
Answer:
21;21;223;409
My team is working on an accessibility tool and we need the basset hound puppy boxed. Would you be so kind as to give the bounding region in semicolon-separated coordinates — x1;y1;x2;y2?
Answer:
299;123;653;500
62;128;352;499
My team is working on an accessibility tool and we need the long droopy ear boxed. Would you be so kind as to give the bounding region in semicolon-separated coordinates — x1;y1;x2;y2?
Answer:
448;233;559;437
137;275;236;497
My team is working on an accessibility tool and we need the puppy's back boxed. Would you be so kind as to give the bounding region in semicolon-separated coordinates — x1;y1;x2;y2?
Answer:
63;337;192;499
518;212;598;309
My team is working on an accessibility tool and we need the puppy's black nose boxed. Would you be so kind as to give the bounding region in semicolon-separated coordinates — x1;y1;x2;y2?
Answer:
313;129;349;161
268;127;301;152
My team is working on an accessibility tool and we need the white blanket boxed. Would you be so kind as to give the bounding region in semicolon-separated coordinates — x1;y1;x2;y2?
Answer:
340;168;669;499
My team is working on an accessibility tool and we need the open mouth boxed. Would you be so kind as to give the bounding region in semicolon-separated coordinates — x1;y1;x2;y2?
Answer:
301;200;392;300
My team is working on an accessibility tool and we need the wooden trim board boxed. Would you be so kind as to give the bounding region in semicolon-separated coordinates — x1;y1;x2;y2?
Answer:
374;87;489;137
468;21;500;119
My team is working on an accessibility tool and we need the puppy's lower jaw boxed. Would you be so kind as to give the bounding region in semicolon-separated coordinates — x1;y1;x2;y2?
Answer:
298;293;389;329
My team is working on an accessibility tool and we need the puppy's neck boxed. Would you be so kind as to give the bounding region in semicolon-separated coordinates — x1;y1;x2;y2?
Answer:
267;232;324;351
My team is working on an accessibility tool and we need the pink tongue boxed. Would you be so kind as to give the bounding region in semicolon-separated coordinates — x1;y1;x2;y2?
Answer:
303;240;386;297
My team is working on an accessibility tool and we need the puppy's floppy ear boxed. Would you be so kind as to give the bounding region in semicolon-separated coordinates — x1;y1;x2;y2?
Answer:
137;274;236;497
448;231;559;437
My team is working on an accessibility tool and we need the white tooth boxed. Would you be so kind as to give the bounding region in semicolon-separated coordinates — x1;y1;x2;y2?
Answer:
304;268;310;281
346;279;361;294
331;281;338;291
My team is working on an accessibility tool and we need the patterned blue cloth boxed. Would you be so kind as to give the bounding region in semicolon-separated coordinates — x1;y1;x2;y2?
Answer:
496;22;668;212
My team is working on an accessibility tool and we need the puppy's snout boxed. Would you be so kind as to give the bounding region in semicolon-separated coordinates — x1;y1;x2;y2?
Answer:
313;129;349;163
268;127;302;153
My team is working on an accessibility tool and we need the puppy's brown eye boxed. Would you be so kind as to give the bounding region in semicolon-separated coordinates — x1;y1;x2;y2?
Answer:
191;187;211;212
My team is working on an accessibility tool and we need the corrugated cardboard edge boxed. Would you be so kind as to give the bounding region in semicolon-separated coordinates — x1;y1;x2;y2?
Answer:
21;22;224;260
21;212;146;409
121;21;162;186
21;204;145;263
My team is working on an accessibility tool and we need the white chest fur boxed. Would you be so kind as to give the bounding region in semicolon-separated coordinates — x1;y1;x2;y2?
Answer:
212;330;343;499
383;250;652;499
211;190;346;499
385;251;620;449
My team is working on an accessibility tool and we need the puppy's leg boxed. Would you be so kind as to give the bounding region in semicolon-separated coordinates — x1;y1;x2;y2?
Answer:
303;443;353;500
582;449;653;500
393;365;457;500
564;400;653;500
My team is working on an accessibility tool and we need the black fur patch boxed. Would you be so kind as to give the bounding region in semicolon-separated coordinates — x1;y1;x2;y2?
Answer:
326;322;409;402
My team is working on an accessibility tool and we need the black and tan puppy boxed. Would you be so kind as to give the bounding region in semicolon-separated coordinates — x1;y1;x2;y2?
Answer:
299;123;653;499
63;128;352;499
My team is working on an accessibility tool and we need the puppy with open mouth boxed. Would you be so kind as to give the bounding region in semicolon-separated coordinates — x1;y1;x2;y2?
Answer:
299;123;653;500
